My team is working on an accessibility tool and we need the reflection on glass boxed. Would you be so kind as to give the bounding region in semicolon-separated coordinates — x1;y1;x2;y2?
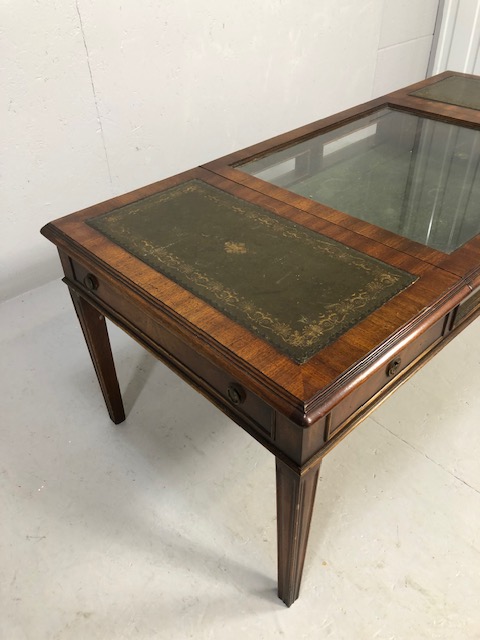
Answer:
239;109;480;253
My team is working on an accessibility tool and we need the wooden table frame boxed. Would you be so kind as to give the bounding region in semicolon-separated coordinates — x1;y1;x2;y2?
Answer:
42;72;480;606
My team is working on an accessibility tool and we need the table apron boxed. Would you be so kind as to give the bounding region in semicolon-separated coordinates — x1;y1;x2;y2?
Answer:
65;253;480;474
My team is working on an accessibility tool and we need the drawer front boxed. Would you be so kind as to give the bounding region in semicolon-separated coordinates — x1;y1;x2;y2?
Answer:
452;286;480;330
327;315;447;439
69;258;275;440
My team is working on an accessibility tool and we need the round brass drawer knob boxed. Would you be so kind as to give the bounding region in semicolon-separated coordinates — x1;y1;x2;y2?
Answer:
227;383;246;405
387;357;402;378
83;274;99;291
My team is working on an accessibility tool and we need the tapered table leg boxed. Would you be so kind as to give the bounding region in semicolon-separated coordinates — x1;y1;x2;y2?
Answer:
276;458;321;606
69;289;125;424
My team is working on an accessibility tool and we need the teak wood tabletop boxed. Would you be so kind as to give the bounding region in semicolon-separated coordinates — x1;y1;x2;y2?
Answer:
42;71;480;606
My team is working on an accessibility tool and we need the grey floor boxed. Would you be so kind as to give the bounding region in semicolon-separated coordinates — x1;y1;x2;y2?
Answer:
1;279;480;640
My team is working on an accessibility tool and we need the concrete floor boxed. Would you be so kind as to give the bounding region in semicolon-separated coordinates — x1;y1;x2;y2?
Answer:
1;279;480;640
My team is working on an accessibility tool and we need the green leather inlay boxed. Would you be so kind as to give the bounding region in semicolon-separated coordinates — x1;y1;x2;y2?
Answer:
412;76;480;111
88;180;415;363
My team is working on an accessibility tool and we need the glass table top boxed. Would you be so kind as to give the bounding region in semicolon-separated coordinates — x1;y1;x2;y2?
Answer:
88;180;414;363
411;76;480;111
239;108;480;254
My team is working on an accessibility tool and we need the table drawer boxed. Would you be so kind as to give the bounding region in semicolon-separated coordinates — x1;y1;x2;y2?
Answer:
69;257;275;440
452;286;480;330
327;315;446;439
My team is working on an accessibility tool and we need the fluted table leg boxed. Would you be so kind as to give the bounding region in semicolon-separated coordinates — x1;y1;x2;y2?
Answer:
276;458;321;606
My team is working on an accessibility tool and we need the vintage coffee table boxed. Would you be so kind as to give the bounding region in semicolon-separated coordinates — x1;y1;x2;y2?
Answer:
42;71;480;606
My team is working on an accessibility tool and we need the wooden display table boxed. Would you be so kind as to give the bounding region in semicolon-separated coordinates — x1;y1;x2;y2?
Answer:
42;72;480;605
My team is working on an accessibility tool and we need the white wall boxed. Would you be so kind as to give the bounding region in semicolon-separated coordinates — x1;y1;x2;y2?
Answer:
2;1;440;301
373;0;440;96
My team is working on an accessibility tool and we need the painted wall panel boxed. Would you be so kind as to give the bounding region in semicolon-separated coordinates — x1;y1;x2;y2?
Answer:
1;1;114;299
379;0;439;48
77;0;384;194
373;37;435;96
2;0;439;300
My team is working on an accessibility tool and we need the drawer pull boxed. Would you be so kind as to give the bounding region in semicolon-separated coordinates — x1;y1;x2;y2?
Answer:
83;274;99;291
227;383;246;405
387;357;402;378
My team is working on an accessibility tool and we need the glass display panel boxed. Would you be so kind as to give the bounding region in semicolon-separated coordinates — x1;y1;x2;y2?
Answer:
88;180;414;363
240;108;480;253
